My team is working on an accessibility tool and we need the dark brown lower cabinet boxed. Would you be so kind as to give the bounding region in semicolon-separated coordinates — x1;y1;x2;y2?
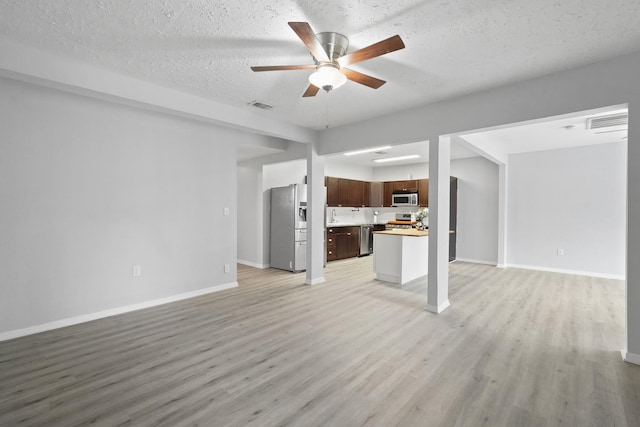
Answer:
326;230;337;261
327;226;360;261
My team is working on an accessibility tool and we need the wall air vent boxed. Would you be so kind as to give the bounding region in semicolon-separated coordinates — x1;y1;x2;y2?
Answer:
586;113;628;130
248;101;273;110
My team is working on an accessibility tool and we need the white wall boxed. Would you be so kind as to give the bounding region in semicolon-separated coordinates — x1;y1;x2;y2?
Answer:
451;157;499;264
372;162;428;181
507;142;627;278
325;158;375;181
263;159;307;189
237;164;266;268
0;77;241;335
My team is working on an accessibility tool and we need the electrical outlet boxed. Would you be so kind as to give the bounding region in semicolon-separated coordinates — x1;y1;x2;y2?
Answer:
224;264;230;273
133;265;142;277
557;248;564;256
223;207;230;216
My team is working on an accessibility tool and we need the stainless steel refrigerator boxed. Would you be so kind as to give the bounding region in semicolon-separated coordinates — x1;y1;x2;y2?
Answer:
270;184;307;272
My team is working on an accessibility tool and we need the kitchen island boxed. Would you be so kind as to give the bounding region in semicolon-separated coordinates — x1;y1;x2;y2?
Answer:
373;229;429;284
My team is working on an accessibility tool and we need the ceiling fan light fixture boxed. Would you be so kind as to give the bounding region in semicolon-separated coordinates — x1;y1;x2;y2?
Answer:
308;64;347;92
374;155;421;163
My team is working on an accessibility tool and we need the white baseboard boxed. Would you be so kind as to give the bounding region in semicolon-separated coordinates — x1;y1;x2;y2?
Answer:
621;349;640;365
375;273;400;284
0;281;238;342
455;258;497;266
238;259;270;269
304;276;325;285
426;299;451;314
507;263;625;280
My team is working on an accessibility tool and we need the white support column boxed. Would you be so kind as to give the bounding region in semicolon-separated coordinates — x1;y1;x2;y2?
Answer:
623;104;640;365
426;136;451;313
497;163;508;268
305;141;326;286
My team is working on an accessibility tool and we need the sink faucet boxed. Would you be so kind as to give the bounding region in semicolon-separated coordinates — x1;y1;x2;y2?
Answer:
330;209;336;223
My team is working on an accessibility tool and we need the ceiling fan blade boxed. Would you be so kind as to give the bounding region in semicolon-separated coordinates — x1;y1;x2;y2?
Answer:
340;68;386;89
337;35;405;67
302;84;320;97
251;65;316;72
288;22;330;63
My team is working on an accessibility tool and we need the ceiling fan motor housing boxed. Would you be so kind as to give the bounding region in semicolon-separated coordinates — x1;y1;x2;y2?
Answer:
314;32;349;63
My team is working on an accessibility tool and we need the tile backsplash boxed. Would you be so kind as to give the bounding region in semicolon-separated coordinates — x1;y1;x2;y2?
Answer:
325;206;421;225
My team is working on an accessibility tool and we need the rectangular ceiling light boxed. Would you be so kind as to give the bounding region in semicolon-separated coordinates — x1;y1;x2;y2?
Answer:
374;154;421;163
344;145;392;156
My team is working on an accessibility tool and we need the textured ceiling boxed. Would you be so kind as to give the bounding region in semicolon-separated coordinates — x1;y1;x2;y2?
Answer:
1;0;640;130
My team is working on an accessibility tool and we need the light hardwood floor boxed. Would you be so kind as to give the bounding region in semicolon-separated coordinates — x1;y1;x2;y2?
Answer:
1;258;639;426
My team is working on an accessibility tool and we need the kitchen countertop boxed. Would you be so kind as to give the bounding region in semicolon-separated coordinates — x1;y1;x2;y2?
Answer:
373;229;454;237
374;229;429;237
326;222;387;227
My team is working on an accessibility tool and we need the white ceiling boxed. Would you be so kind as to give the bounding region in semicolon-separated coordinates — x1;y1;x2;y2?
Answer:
1;0;640;131
325;140;478;168
462;107;629;157
322;106;629;168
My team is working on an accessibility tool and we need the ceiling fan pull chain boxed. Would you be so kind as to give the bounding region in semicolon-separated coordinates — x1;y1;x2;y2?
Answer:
325;93;330;129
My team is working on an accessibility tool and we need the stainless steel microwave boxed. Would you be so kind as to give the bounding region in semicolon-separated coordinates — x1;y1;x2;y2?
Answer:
392;191;418;206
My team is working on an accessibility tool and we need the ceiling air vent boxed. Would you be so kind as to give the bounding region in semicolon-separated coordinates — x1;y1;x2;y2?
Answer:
586;113;628;130
248;101;273;110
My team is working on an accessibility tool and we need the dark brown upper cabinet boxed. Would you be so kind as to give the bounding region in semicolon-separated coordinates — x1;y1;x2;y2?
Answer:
418;179;428;207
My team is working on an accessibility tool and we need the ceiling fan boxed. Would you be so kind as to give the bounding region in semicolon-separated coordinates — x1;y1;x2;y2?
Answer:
251;22;405;97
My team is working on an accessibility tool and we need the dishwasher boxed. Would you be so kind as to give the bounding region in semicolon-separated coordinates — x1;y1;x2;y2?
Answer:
359;225;374;256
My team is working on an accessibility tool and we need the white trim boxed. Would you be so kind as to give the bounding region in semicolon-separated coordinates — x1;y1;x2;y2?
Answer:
238;259;270;269
496;263;507;268
455;258;498;266
0;282;238;342
621;350;640;365
304;276;326;286
507;263;625;280
426;300;451;314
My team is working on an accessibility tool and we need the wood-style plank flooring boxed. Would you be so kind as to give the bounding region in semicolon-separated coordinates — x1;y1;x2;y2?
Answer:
1;258;639;426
